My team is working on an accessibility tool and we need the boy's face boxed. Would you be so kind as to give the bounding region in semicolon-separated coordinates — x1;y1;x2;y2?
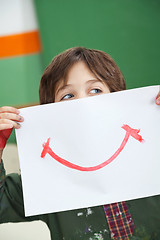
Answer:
54;61;110;102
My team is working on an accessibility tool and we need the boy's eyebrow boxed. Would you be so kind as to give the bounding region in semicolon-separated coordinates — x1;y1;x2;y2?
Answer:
86;79;104;85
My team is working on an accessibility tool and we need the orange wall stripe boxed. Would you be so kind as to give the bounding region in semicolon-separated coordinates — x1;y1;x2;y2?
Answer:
0;30;41;58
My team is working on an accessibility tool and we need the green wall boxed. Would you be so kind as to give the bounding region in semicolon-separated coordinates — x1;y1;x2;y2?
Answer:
35;0;160;89
0;54;42;106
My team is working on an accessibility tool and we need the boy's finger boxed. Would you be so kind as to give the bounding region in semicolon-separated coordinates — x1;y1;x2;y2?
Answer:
0;112;24;122
0;119;21;130
0;123;13;131
156;97;160;105
0;106;20;114
156;91;160;105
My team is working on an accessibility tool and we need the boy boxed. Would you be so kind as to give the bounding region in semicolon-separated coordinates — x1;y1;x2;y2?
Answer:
0;47;160;239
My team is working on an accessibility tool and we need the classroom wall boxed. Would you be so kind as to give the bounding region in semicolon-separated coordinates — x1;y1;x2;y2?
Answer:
34;0;160;89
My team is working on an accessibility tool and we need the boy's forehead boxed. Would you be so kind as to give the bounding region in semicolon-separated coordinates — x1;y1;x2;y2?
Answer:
55;62;83;90
55;62;93;90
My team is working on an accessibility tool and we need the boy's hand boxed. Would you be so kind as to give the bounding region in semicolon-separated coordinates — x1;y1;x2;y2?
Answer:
156;90;160;105
0;106;24;150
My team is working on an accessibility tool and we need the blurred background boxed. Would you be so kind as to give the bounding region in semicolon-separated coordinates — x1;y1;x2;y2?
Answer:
0;0;160;239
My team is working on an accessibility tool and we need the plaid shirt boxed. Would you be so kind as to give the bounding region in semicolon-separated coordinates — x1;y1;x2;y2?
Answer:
104;202;135;239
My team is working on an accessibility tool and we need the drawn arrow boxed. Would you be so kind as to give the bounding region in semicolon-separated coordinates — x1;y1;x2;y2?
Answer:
41;124;144;171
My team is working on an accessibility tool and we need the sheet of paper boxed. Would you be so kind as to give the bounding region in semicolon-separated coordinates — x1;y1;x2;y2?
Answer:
15;85;160;217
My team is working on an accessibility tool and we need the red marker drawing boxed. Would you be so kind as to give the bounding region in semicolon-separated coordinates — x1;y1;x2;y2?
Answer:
41;124;144;171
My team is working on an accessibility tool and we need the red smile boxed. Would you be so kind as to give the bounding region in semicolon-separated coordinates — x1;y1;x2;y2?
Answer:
41;124;144;171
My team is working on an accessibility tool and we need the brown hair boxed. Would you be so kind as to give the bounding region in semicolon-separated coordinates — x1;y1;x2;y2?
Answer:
39;47;126;104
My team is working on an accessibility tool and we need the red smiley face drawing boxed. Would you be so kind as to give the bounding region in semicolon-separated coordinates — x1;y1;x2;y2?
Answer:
41;124;144;171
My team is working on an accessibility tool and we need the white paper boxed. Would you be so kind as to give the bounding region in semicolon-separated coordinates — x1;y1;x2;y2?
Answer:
15;86;160;217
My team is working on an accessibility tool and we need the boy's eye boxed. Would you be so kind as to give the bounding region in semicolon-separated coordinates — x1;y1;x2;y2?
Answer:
90;88;102;94
61;93;74;100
